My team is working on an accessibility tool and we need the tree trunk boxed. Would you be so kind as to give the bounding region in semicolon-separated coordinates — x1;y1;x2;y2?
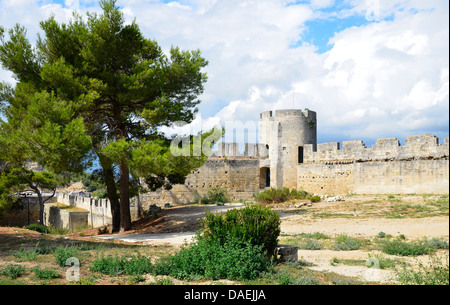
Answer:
135;193;142;219
119;157;132;232
98;155;121;233
30;185;45;225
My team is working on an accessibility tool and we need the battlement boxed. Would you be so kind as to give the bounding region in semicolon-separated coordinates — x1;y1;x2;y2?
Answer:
260;109;316;120
304;134;449;164
209;142;269;159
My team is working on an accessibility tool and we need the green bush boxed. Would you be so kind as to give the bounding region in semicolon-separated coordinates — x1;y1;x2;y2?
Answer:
380;237;448;257
0;264;26;279
25;224;47;233
89;253;153;276
53;245;81;267
298;238;324;250
377;232;387;239
424;237;449;250
332;234;362;251
254;188;312;204
152;236;272;281
395;254;449;285
202;187;229;204
307;194;321;203
11;242;53;262
31;266;61;280
97;226;110;235
201;204;281;256
12;247;40;262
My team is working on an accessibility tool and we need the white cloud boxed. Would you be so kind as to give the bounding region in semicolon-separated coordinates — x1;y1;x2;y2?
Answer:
0;0;448;146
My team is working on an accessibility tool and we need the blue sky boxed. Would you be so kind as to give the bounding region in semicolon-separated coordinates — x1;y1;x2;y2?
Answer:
0;0;449;148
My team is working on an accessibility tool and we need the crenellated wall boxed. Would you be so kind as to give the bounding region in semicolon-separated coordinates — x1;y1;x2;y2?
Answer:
298;135;449;195
303;135;448;164
209;142;268;158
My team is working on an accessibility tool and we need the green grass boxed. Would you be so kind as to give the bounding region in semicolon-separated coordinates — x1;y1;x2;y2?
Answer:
0;264;26;279
89;253;153;276
312;194;449;219
367;253;402;270
281;232;331;250
253;188;311;204
313;213;356;219
378;237;448;257
395;254;449;285
31;265;61;280
329;257;366;267
332;234;362;251
152;236;272;281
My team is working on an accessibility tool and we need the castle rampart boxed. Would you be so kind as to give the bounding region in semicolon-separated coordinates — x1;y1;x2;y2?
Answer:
298;135;449;195
303;135;449;164
140;109;449;208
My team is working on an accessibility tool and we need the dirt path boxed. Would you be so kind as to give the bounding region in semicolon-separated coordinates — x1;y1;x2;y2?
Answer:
280;215;450;239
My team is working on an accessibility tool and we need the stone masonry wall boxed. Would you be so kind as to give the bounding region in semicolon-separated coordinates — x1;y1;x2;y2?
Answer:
298;135;449;195
55;193;112;227
141;158;262;209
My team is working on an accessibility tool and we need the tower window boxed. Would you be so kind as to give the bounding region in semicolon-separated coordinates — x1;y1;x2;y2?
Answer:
298;147;304;164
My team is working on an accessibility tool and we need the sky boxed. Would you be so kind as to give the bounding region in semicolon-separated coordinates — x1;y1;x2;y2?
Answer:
0;0;449;148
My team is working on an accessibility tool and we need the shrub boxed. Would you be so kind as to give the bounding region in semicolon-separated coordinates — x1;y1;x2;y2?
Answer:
254;188;290;203
25;224;47;234
424;237;449;250
53;245;81;267
202;187;229;204
97;226;109;235
332;234;362;251
149;277;174;285
47;225;70;235
254;188;312;204
307;195;321;203
379;238;441;257
377;232;387;239
12;247;39;262
302;232;330;239
276;269;296;285
201;204;281;256
152;236;272;281
89;254;153;276
294;277;320;285
11;242;53;262
0;264;26;279
367;253;398;270
31;266;61;280
395;254;449;285
298;238;324;250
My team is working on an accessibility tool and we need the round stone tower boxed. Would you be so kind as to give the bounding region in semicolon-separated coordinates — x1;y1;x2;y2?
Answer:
259;109;317;189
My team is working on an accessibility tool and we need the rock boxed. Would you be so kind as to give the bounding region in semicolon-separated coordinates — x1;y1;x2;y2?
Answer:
326;195;342;202
295;202;308;208
145;204;162;215
276;244;298;262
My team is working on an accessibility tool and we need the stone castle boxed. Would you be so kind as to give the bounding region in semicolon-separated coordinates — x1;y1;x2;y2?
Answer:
15;108;446;230
141;108;450;206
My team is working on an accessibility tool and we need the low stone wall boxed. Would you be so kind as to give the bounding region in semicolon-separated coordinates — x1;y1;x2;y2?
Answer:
55;194;112;228
44;204;89;230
